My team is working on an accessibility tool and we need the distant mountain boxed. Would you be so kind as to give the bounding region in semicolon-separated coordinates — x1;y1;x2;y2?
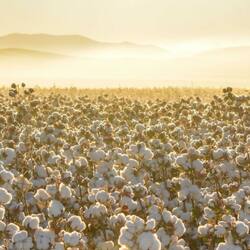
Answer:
0;48;69;60
0;33;167;56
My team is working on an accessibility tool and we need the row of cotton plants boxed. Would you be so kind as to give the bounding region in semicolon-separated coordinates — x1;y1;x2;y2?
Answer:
0;84;249;249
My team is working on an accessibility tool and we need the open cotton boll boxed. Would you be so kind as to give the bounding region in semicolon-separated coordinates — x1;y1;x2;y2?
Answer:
140;147;154;161
59;183;72;199
11;230;33;250
63;231;82;247
22;215;40;230
6;223;20;236
212;148;225;160
89;149;106;162
68;215;86;232
145;219;156;231
138;231;161;250
85;203;108;219
95;190;110;203
156;227;171;248
34;188;51;201
176;155;191;170
46;184;58;197
214;224;226;237
96;241;115;250
34;165;48;178
0;187;12;204
0;169;14;184
54;242;64;250
48;200;65;218
235;221;249;237
0;206;5;220
0;148;16;165
34;228;55;250
204;207;215;220
192;160;203;172
216;242;242;250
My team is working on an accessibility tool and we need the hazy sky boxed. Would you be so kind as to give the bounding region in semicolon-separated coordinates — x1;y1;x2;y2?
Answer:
1;0;250;47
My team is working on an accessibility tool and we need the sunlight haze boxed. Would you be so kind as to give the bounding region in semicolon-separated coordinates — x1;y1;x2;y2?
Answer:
0;0;250;87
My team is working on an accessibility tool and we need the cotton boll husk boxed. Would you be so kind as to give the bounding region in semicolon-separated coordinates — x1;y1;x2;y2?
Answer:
0;187;12;204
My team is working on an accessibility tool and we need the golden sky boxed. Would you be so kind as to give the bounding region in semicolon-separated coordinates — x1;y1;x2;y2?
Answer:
1;0;250;47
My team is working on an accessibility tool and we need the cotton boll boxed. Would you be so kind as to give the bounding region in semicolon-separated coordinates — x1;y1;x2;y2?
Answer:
6;223;20;236
89;149;106;162
145;219;156;231
162;209;172;224
34;165;48;178
212;148;225;160
0;187;12;204
22;215;40;230
54;242;64;250
216;242;242;250
192;160;203;172
95;190;110;203
85;203;108;219
34;188;51;201
59;183;72;199
12;230;33;250
34;228;55;250
96;241;115;250
174;219;186;237
138;231;161;250
235;221;249;237
48;200;65;218
0;148;16;165
0;169;14;184
63;231;81;247
204;207;215;220
67;215;86;232
156;227;171;248
214;224;226;237
46;184;58;197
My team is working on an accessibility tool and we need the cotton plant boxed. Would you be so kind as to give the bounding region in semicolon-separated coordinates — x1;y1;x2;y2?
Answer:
118;215;161;250
0;85;249;249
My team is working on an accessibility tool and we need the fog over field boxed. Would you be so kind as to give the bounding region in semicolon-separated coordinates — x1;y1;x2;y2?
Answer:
0;34;249;88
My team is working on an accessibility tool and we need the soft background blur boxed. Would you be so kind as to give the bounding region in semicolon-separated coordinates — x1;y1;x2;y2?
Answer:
0;0;250;87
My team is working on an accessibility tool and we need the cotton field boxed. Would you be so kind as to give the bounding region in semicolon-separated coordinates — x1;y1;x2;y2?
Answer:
0;84;249;250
